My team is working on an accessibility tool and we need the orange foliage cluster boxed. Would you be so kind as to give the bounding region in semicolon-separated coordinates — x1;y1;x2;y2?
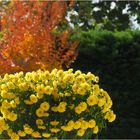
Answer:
0;0;79;75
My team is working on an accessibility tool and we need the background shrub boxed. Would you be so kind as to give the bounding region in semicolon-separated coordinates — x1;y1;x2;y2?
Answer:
72;29;140;138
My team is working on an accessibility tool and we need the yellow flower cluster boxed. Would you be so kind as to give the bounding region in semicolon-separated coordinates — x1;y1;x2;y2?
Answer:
0;69;116;139
61;118;98;136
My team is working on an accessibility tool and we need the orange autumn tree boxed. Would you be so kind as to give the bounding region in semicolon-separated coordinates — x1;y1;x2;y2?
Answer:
0;0;79;75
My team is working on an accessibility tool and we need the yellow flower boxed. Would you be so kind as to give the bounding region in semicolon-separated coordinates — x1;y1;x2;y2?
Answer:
43;112;49;117
104;91;111;101
43;70;50;78
50;128;60;133
18;130;26;137
79;102;87;112
98;98;106;108
7;82;15;89
1;91;15;99
18;82;29;91
50;121;59;126
72;84;79;92
45;86;53;95
59;92;64;97
14;97;20;105
36;92;44;99
24;126;33;135
59;101;67;106
32;73;40;82
2;100;11;109
0;117;9;133
57;102;67;113
88;119;96;128
7;129;13;136
86;72;95;81
1;90;8;98
31;131;41;138
93;125;99;134
57;106;66;113
3;73;9;81
77;129;85;137
64;92;71;97
104;111;116;122
10;132;19;140
67;120;74;128
9;93;16;99
52;91;59;100
10;101;17;108
8;112;17;121
36;119;44;126
95;76;99;83
107;100;113;109
87;95;98;106
77;87;86;95
76;75;85;83
52;81;58;88
2;124;9;130
102;106;110;113
35;85;44;94
63;74;74;83
38;125;46;129
0;117;5;124
36;108;44;117
74;121;81;129
75;106;82;114
25;73;32;81
93;84;100;94
1;84;8;90
42;133;51;138
24;100;33;105
57;69;64;77
40;102;50;111
80;120;89;130
61;126;73;132
51;68;58;75
83;82;90;90
1;108;9;118
109;114;116;122
74;70;82;76
30;94;38;103
51;107;58;112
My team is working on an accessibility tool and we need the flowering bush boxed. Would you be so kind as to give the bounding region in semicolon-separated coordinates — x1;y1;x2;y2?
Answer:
0;1;79;75
0;69;116;139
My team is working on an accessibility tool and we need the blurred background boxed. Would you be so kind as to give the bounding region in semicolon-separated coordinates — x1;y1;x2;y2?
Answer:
0;0;140;138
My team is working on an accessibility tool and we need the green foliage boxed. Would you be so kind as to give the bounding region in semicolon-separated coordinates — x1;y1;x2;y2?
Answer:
72;29;140;138
73;1;140;31
0;32;3;40
73;29;140;91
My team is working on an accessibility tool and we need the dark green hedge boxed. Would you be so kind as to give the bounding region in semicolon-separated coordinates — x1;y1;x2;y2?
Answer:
71;29;140;138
